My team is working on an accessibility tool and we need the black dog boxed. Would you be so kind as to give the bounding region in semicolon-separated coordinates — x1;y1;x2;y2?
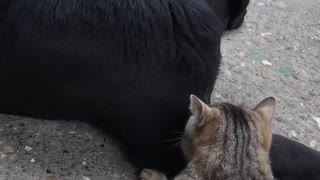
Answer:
271;134;320;180
0;0;222;176
5;1;320;180
0;0;249;176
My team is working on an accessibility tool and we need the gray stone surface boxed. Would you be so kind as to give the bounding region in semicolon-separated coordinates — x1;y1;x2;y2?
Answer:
0;115;136;180
0;0;319;179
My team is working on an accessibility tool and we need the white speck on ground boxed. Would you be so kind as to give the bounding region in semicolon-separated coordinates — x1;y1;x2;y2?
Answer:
0;152;7;159
257;2;265;6
82;176;91;180
310;140;317;148
262;60;273;66
24;146;32;151
312;116;320;130
288;130;298;138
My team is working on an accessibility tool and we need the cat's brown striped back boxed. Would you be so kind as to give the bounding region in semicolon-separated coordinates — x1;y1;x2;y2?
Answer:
140;95;275;180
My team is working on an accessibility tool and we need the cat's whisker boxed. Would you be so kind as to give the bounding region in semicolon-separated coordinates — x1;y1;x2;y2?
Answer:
169;140;182;151
161;137;182;143
172;131;184;134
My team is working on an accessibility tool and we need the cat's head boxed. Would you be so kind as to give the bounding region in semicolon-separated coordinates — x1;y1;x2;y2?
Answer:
181;95;276;161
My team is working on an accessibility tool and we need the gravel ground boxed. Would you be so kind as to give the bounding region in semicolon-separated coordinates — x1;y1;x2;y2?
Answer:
0;0;319;179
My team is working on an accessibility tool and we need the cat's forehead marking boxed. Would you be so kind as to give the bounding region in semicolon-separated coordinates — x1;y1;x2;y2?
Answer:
211;103;265;137
212;103;249;117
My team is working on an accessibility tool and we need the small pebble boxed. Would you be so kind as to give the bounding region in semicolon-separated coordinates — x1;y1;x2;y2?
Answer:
239;52;246;57
256;36;264;43
276;117;284;122
260;68;269;79
82;176;91;180
82;161;87;166
264;32;272;36
84;133;93;140
0;152;7;159
257;2;265;6
25;146;32;152
30;158;35;163
310;140;317;148
2;146;15;154
8;153;18;161
68;131;76;134
288;103;297;108
309;90;318;96
225;70;232;77
46;176;58;180
301;95;311;101
288;130;297;138
262;60;273;66
312;116;320;130
304;128;313;134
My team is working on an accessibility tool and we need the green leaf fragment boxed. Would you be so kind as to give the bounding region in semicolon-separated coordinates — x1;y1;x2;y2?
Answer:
248;52;263;64
279;66;295;77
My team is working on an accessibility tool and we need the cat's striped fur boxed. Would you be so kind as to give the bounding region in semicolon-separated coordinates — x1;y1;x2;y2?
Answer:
140;95;275;180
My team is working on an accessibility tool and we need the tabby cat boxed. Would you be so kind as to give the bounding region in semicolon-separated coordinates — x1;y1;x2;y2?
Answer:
140;95;275;180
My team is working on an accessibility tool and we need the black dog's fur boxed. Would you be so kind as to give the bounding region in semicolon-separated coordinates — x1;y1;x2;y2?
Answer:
208;0;250;30
271;134;320;180
0;0;256;177
0;0;234;176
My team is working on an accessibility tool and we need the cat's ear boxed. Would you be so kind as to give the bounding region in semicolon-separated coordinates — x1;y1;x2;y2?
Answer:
253;97;276;124
190;95;212;127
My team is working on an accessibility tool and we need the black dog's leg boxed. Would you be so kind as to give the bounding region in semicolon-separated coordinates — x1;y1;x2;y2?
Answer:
270;134;320;180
